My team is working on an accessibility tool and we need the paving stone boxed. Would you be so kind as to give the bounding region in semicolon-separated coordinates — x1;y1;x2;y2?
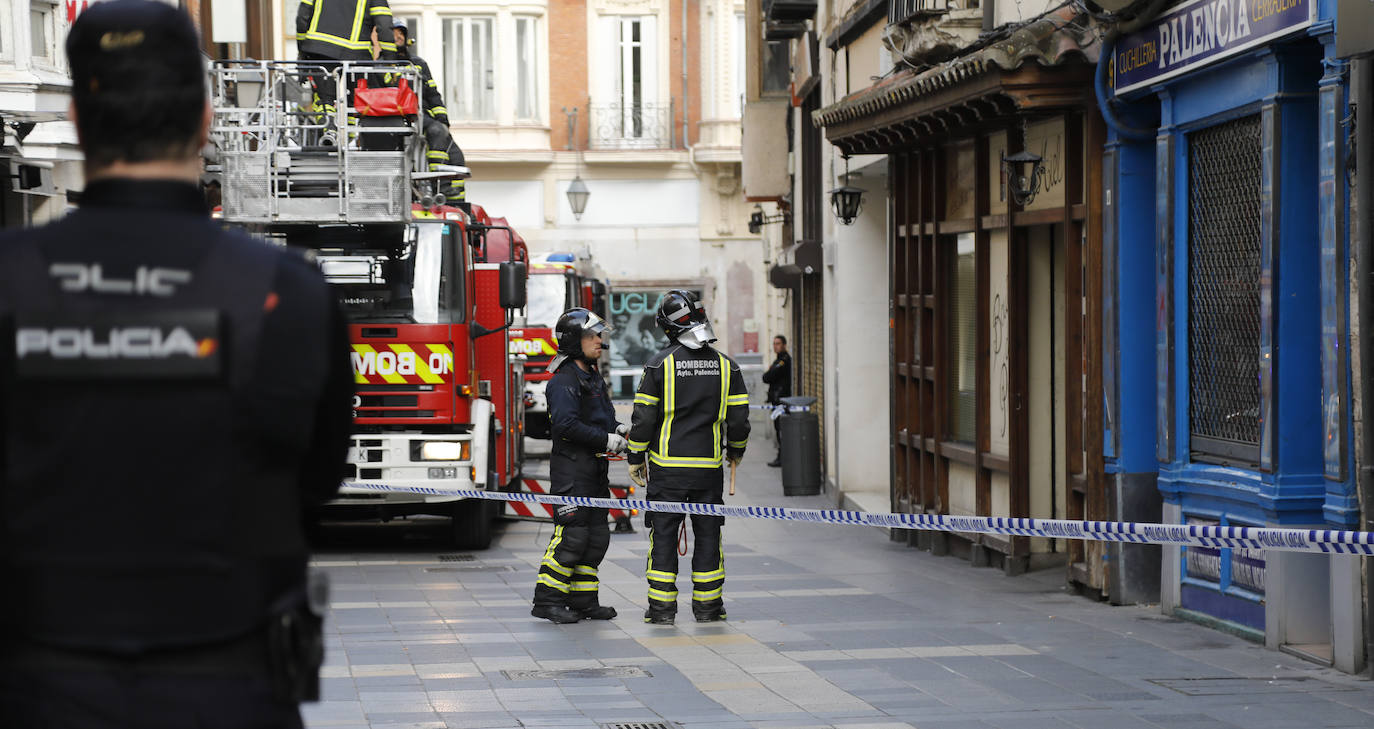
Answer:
304;453;1374;729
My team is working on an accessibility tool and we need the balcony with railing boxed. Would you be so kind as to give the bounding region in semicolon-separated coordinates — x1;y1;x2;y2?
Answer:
587;100;676;151
889;0;980;24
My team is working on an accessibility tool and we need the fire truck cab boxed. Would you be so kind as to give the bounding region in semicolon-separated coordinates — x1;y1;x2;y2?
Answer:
204;60;528;549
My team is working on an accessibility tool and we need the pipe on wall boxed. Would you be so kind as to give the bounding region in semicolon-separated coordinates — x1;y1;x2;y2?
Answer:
1354;55;1374;679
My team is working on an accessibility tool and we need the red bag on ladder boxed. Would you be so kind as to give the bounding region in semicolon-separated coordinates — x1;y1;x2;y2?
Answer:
353;78;418;117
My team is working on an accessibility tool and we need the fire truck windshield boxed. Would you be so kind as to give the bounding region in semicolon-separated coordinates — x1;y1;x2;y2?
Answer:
316;224;458;323
525;273;569;327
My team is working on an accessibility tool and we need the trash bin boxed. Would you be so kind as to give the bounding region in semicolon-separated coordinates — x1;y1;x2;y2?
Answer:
778;396;820;496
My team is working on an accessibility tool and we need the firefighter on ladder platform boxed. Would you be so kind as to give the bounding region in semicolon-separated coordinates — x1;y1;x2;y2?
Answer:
295;0;396;121
388;19;465;204
627;290;750;625
531;309;627;624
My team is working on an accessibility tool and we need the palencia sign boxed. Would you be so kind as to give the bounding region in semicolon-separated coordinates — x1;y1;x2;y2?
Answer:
1113;0;1314;96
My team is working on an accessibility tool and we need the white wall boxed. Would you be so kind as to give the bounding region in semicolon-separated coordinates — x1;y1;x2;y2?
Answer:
553;178;699;227
467;179;545;230
830;157;891;497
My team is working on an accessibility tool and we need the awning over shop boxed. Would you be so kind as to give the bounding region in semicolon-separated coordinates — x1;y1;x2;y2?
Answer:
815;7;1101;155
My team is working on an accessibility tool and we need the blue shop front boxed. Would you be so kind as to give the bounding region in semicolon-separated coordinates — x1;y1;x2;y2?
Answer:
1105;0;1363;671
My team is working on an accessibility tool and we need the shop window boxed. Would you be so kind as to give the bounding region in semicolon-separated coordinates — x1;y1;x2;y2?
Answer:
947;233;976;443
1186;114;1262;464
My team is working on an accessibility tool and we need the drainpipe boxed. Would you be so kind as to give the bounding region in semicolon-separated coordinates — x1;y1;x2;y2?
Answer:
1354;55;1374;678
681;0;689;149
1093;0;1172;142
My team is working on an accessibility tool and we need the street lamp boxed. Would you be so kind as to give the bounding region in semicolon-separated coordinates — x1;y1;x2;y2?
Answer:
828;184;865;225
1001;149;1045;207
748;203;789;235
566;176;590;221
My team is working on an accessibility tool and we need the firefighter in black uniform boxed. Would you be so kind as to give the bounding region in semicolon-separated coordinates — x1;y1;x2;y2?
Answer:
627;290;750;624
390;20;466;204
531;309;626;624
0;3;352;726
296;0;396;114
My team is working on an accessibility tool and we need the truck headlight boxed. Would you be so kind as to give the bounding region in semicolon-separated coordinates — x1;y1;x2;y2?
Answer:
418;441;469;461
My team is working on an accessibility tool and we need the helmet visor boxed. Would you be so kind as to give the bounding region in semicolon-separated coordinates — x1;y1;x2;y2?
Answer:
676;321;716;349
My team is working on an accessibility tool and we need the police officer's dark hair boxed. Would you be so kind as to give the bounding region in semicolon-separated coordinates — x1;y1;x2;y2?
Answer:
775;335;787;346
65;0;208;171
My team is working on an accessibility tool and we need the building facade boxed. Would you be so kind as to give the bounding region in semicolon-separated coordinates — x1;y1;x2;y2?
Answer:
748;0;1369;673
0;0;83;226
273;0;768;390
1106;0;1364;672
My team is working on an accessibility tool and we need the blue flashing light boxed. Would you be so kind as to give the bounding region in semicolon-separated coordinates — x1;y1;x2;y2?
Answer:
546;252;576;263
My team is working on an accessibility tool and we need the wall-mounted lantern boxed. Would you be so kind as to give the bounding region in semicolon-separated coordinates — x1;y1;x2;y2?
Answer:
748;203;790;235
1001;149;1045;207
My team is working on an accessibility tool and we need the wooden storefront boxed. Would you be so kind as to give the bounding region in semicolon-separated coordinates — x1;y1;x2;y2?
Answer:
818;49;1109;590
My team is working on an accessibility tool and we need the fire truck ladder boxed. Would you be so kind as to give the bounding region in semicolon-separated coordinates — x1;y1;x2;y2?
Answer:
206;60;468;225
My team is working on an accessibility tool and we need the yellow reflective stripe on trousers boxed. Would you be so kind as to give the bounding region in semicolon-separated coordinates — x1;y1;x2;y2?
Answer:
691;568;724;582
541;558;572;576
692;588;723;601
646;569;676;583
570;583;599;592
573;565;598;576
648;588;678;601
537;574;570;592
660;354;675;457
540;526;569;575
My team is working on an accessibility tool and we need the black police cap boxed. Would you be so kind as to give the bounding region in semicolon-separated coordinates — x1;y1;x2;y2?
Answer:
66;0;204;98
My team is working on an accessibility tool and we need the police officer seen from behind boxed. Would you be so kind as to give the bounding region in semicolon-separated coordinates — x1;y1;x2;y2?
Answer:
627;290;750;624
760;334;791;467
0;2;352;726
531;309;627;624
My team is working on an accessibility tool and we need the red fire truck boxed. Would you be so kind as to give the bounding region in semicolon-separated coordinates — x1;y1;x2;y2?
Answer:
513;253;608;439
206;60;528;549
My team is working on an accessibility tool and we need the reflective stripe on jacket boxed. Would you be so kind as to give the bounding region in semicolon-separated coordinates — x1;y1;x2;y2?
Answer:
296;0;396;59
628;344;750;469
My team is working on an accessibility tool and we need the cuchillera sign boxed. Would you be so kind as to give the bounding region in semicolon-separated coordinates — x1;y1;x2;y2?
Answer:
1112;0;1314;96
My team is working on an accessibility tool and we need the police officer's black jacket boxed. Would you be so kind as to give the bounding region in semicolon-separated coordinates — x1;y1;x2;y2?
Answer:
761;350;791;405
547;360;617;497
0;179;353;655
296;0;396;60
627;343;749;471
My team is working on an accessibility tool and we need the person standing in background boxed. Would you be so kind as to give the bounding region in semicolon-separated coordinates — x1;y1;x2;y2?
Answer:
761;335;792;468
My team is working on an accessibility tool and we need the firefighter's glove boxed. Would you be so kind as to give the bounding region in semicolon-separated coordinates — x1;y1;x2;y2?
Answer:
726;454;742;468
615;422;630;437
628;461;647;487
605;433;628;455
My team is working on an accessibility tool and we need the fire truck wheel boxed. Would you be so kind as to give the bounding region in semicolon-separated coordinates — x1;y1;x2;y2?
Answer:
451;498;493;550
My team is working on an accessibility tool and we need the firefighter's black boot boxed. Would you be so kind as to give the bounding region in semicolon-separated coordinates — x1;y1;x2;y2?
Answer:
579;605;617;620
643;608;675;625
693;606;727;622
531;605;581;624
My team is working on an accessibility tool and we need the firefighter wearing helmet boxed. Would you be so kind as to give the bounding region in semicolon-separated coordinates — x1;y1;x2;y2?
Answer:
531;308;627;623
627;290;750;624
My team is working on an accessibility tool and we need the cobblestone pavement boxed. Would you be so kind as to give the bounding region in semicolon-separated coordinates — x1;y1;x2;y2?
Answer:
305;450;1374;729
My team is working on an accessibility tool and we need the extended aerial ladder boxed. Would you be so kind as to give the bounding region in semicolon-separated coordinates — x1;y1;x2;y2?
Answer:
204;60;526;549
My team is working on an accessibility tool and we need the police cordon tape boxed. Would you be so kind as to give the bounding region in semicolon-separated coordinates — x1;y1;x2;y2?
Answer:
342;482;1374;555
